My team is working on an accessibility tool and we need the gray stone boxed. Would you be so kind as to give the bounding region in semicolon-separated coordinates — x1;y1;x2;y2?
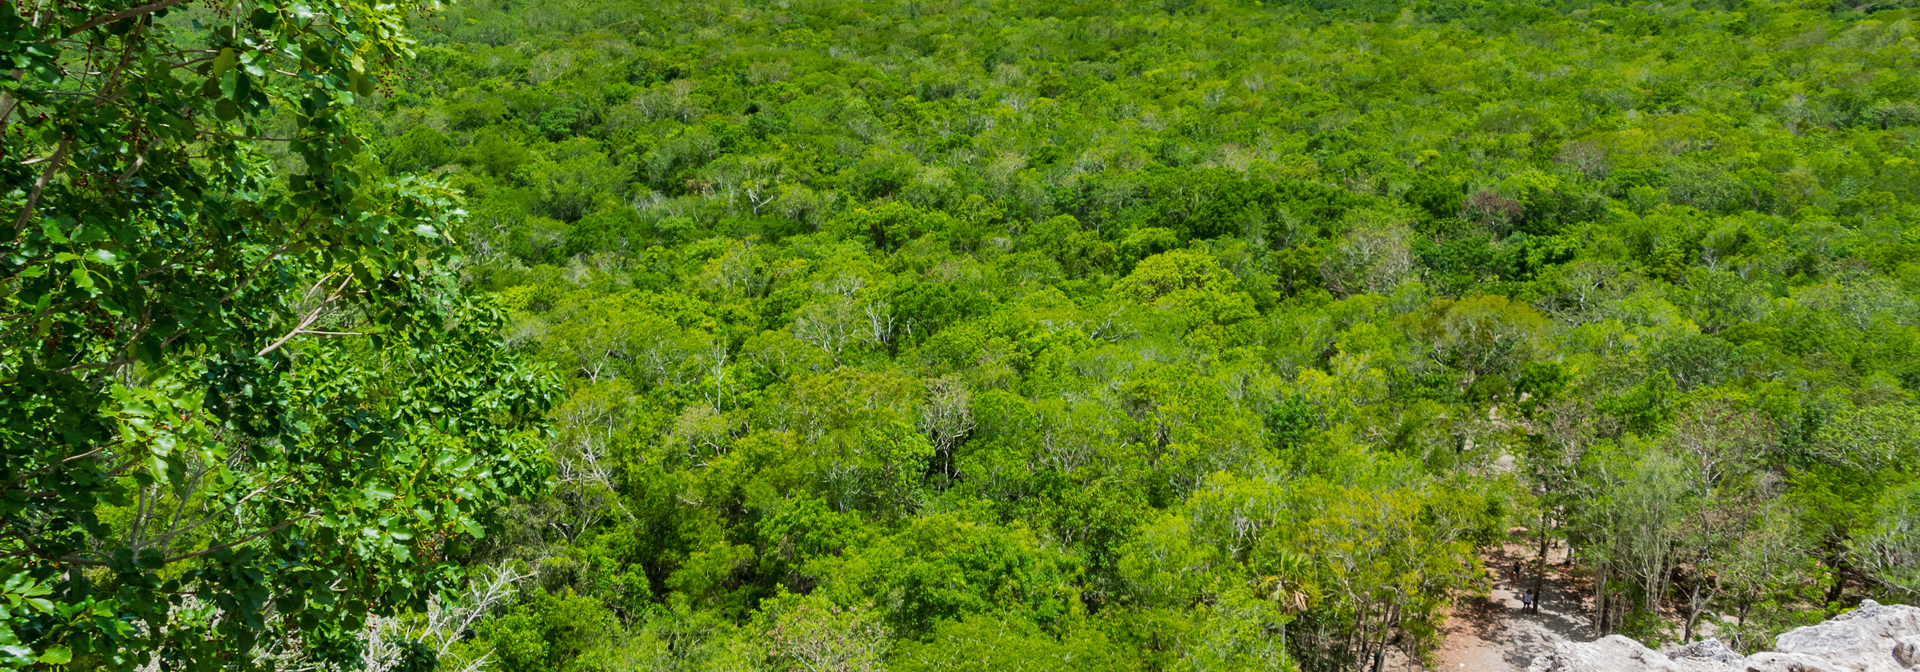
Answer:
1669;638;1747;666
1837;601;1920;641
1674;659;1744;672
1525;602;1920;672
1774;621;1883;668
1891;635;1920;669
1526;635;1683;672
1772;601;1920;672
1743;652;1844;672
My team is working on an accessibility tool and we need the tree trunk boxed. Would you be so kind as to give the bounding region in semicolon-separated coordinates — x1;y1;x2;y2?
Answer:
1534;508;1550;613
1593;595;1603;634
1594;571;1610;636
1824;550;1848;607
1645;556;1666;616
1683;582;1703;642
1610;591;1623;635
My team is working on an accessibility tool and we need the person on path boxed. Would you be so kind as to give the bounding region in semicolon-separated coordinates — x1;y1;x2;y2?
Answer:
1521;592;1534;612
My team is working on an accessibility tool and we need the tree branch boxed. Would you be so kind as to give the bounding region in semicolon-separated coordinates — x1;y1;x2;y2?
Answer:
115;152;146;184
137;476;291;553
257;273;352;357
12;136;71;237
52;357;137;374
67;0;194;37
161;513;316;564
0;440;124;491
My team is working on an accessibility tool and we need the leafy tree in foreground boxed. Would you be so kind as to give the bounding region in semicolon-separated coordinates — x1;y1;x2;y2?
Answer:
1;0;553;668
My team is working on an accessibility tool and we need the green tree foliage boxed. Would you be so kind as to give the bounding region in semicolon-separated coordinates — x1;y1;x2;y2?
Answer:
368;0;1920;658
1;0;553;668
394;2;1920;644
12;0;1920;667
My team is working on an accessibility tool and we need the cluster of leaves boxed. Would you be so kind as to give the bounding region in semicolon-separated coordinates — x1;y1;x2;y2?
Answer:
2;0;555;669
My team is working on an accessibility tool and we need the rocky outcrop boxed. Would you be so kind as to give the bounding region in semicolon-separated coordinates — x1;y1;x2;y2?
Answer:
1525;601;1920;672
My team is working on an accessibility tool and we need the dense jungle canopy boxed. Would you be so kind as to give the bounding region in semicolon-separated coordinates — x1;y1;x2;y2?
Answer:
4;0;1920;669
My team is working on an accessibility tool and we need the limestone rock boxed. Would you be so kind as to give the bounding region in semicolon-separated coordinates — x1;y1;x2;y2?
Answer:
1892;635;1920;668
1743;652;1843;672
1773;600;1920;672
1526;635;1683;672
1668;639;1747;671
1774;620;1882;669
1522;601;1920;672
1669;638;1746;666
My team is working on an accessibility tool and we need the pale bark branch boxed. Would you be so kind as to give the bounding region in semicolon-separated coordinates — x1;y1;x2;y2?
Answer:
68;0;194;36
12;136;71;237
161;512;316;564
257;273;353;357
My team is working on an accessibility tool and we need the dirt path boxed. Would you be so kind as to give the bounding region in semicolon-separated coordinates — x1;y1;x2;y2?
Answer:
1395;542;1594;671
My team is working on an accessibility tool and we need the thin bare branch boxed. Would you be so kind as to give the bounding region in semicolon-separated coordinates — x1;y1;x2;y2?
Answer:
137;476;292;552
257;273;354;357
13;136;71;237
161;513;316;564
67;0;194;36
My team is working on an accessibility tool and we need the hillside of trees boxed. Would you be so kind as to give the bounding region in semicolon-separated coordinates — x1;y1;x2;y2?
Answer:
4;0;1919;669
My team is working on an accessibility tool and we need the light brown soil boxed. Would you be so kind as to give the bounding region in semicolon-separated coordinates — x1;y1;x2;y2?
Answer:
1392;540;1593;672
